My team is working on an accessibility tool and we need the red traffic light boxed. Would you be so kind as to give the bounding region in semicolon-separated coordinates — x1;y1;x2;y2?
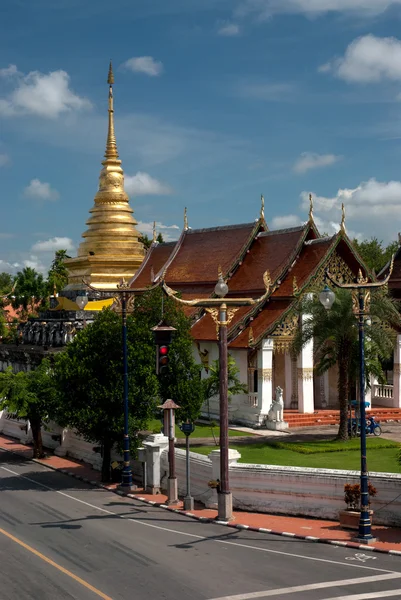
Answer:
159;345;168;356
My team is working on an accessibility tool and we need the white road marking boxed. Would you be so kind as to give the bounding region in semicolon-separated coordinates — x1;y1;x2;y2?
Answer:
207;573;401;600
321;589;401;599
346;553;377;563
0;464;399;576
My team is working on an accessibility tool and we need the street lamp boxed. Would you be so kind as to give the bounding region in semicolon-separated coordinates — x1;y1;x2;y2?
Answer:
83;278;158;491
75;291;89;310
321;261;394;544
162;267;273;521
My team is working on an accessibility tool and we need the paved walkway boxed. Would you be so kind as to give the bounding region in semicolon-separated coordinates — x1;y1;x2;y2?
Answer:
1;432;401;556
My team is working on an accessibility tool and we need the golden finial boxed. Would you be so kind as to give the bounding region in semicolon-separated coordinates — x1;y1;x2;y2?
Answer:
107;60;114;85
248;327;255;346
184;206;189;231
104;61;118;161
218;264;223;279
309;193;313;221
152;221;157;243
293;276;299;296
340;203;346;232
260;194;265;220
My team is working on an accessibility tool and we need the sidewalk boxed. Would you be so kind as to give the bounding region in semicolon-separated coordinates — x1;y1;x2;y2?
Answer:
1;433;400;556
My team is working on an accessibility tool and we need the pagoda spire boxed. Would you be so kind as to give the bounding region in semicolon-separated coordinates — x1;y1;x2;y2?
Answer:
104;60;119;161
184;207;189;231
153;221;157;243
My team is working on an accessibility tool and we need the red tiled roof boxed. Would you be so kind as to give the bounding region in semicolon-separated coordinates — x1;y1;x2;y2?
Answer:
130;242;177;288
273;237;334;298
229;300;292;348
228;226;309;294
165;223;258;284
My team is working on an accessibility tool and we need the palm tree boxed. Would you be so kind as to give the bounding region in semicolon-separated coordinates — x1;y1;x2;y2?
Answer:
292;288;400;440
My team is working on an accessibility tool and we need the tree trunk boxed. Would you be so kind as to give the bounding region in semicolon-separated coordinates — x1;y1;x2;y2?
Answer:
337;355;349;441
29;415;44;458
101;437;112;483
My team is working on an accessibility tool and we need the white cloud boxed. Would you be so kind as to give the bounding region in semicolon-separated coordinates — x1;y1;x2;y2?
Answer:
137;220;180;242
122;56;163;77
31;237;75;253
301;178;401;240
0;64;20;78
125;172;173;196
293;152;341;174
0;66;91;118
235;0;401;20
0;153;9;166
218;22;240;36
24;179;59;202
270;215;301;229
321;35;401;83
22;255;47;274
0;259;21;274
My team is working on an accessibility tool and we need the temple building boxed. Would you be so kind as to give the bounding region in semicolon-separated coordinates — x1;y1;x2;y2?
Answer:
130;198;401;426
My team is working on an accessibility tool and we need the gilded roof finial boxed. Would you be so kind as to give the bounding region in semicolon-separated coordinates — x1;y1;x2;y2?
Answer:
309;193;313;221
184;206;189;231
104;60;119;161
293;276;299;296
248;327;255;346
340;203;346;232
152;221;157;243
260;194;265;221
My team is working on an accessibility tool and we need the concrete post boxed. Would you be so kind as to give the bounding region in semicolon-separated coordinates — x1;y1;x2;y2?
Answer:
54;428;71;457
142;434;169;494
206;448;241;510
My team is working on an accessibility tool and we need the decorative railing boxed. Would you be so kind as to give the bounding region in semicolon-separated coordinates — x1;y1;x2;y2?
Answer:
373;384;393;400
247;393;258;408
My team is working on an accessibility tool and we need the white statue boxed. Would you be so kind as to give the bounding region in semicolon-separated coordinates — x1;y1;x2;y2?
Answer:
267;386;284;422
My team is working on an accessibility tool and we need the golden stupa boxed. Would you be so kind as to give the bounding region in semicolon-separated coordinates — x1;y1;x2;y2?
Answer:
64;62;145;290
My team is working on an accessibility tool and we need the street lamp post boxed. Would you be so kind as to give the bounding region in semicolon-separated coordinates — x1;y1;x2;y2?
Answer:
83;279;157;491
321;262;394;544
162;268;273;521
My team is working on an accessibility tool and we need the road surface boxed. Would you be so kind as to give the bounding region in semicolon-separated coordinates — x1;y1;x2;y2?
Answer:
1;448;401;600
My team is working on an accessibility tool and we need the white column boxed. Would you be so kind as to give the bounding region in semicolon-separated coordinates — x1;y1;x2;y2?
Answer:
297;314;314;413
393;335;401;408
284;351;293;408
258;338;274;415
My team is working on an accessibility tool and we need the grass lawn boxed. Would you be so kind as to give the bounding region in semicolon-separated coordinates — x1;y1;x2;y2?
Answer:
146;419;254;439
190;438;401;473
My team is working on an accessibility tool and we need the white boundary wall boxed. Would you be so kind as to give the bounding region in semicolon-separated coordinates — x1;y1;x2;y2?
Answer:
163;448;401;527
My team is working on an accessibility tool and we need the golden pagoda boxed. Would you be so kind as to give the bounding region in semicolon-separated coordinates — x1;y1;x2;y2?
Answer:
64;62;145;290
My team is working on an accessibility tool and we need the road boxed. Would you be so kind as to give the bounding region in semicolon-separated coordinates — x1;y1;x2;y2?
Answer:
1;448;401;600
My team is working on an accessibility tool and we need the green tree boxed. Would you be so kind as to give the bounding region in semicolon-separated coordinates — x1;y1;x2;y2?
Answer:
12;267;47;316
0;359;56;458
202;355;248;404
47;249;69;294
132;286;204;421
353;238;398;274
0;272;13;296
54;308;159;482
292;288;400;440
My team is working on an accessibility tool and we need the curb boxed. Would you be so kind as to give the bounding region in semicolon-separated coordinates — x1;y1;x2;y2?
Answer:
2;445;401;558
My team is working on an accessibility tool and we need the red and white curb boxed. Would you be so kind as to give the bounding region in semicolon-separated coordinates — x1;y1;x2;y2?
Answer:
2;444;400;558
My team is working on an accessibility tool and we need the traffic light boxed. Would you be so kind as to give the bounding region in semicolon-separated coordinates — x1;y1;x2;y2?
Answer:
158;344;170;375
152;321;177;375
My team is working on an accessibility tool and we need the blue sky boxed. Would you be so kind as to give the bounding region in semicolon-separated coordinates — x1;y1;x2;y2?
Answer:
2;0;401;273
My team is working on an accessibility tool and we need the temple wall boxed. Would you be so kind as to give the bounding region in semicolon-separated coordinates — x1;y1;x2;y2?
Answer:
166;448;401;526
273;351;285;395
328;364;339;407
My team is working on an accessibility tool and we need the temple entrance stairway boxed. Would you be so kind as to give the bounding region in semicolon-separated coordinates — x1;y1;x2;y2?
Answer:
284;407;401;428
